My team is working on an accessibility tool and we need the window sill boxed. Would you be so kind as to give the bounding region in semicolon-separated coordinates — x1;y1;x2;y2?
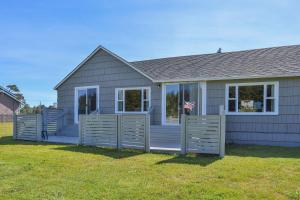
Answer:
115;111;149;114
225;112;278;116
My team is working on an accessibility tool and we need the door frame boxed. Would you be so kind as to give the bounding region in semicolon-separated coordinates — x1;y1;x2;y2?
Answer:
161;81;207;125
74;85;100;124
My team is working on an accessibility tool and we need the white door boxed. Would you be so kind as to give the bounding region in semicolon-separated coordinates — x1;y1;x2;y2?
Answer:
162;82;206;125
74;86;99;123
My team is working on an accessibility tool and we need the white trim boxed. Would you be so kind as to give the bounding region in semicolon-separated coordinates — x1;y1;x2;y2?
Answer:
161;81;207;125
200;82;207;115
152;74;300;83
54;45;154;90
74;85;100;124
225;81;279;115
114;86;151;114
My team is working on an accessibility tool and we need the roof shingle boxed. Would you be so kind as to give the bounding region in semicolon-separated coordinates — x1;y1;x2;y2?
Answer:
130;45;300;82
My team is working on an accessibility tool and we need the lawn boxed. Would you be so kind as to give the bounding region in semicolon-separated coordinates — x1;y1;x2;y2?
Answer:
0;122;13;135
0;131;300;200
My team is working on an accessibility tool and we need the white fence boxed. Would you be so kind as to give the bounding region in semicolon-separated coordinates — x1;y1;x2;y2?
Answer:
79;114;150;152
181;114;225;157
13;114;42;141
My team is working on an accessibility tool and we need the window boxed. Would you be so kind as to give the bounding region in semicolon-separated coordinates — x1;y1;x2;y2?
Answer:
115;87;151;113
225;82;279;115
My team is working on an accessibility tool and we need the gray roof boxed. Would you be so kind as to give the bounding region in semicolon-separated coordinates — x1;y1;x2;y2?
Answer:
0;86;22;103
130;45;300;82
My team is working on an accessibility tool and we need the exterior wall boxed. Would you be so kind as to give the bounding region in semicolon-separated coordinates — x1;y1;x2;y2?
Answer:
207;77;300;146
57;49;161;125
0;93;20;115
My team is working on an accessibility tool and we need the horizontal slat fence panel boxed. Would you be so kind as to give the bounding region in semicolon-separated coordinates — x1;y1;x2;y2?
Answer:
181;111;226;157
14;114;42;141
46;109;59;134
79;114;150;152
120;115;147;149
80;114;118;147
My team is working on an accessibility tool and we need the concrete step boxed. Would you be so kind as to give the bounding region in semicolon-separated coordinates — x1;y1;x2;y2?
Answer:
150;125;181;149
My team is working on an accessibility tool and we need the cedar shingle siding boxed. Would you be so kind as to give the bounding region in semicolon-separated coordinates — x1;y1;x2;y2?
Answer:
207;78;300;146
56;45;300;146
57;49;161;125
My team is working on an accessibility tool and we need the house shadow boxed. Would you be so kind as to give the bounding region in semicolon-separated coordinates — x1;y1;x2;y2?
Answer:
156;153;221;166
226;144;300;159
53;145;144;159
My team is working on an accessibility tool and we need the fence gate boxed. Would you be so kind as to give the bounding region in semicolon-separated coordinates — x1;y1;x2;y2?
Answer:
79;114;118;147
13;114;42;141
181;113;226;157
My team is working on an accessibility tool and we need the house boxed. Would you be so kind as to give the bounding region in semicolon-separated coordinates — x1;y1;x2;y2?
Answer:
54;44;300;147
0;86;22;115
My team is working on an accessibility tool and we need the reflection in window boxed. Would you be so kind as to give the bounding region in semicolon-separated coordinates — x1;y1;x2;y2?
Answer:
166;84;179;124
116;88;150;112
226;83;278;114
238;85;264;112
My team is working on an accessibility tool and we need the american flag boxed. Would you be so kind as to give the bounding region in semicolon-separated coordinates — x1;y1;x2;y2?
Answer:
184;101;195;111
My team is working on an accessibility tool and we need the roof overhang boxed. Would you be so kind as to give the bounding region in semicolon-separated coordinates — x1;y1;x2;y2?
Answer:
54;45;155;90
152;74;300;83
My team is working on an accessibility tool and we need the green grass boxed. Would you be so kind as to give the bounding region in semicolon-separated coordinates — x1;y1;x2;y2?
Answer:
0;122;13;136
0;131;300;200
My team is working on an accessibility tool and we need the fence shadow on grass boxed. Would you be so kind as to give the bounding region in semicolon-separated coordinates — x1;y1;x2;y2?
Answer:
156;154;221;166
53;145;144;159
226;144;300;159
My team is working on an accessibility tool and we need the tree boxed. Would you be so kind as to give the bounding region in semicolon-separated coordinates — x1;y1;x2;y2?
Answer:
6;84;25;103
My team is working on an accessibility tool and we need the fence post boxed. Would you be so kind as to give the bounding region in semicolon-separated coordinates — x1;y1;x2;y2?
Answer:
78;115;82;145
180;114;186;155
145;114;150;152
219;105;226;158
117;115;121;150
36;114;43;141
13;113;17;140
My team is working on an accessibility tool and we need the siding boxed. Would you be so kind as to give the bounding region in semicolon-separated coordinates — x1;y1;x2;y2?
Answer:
0;93;20;115
207;77;300;146
57;49;161;125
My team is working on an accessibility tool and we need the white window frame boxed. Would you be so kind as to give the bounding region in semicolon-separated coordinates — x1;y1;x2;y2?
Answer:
161;81;207;125
74;85;100;124
115;86;151;114
225;81;279;115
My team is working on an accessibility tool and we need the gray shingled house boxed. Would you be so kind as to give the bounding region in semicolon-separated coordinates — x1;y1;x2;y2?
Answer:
55;44;300;147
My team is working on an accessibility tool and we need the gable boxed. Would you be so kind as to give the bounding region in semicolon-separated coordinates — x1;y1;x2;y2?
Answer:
54;46;153;90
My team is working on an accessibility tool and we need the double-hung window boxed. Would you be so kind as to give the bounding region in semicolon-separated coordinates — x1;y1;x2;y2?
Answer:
225;82;279;115
115;87;151;113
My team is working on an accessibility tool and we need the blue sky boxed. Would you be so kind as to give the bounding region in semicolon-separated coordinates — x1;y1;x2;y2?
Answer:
1;0;300;106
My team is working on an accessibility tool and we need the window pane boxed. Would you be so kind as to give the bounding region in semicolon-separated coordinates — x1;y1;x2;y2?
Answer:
229;86;236;98
143;89;149;100
267;85;274;97
144;101;149;111
238;85;264;112
166;84;179;124
78;89;86;115
87;88;97;114
125;90;142;111
118;101;123;112
118;90;123;100
229;100;236;112
266;99;275;112
183;83;198;116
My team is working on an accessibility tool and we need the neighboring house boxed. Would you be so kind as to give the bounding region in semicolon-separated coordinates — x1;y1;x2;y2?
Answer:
55;44;300;146
0;86;22;115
